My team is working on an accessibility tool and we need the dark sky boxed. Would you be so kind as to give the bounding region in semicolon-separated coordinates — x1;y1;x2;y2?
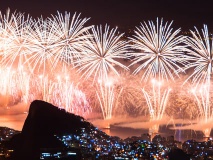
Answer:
0;0;213;32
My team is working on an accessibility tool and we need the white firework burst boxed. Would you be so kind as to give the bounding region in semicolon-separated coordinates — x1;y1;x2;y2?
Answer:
24;17;60;74
0;9;33;70
50;11;92;66
184;25;213;85
76;24;129;81
129;18;186;81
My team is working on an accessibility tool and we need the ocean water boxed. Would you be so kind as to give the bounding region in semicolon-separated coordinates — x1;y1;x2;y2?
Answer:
102;125;212;142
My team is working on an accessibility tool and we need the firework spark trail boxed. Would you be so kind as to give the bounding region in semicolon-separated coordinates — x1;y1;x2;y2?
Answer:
129;18;185;134
51;75;91;116
191;85;210;121
96;82;114;120
185;25;213;137
1;67;44;107
142;79;171;134
95;78;124;129
191;84;212;137
142;79;171;121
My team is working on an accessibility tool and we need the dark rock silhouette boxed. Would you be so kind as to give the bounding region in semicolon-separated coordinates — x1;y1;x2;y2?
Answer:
8;100;92;160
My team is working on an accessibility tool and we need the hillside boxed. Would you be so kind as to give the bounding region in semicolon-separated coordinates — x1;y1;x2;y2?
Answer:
7;100;97;160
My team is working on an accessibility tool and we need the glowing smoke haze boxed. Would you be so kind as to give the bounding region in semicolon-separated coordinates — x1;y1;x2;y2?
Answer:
0;9;213;138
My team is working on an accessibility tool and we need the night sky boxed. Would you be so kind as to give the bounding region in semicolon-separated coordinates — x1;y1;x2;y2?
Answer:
1;0;213;33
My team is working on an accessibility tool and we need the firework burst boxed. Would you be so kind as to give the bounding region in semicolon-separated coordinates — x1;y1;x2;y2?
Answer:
50;12;92;67
0;10;33;70
129;18;185;81
76;24;129;82
0;10;92;117
184;25;213;85
185;25;213;137
129;18;185;134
